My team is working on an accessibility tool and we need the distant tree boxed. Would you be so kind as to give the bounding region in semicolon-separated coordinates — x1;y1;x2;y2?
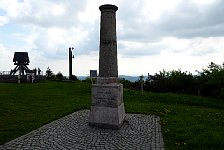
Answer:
145;69;195;94
56;72;63;81
144;62;224;99
70;75;78;81
114;62;224;99
38;68;41;75
197;62;224;98
46;67;54;80
119;78;141;90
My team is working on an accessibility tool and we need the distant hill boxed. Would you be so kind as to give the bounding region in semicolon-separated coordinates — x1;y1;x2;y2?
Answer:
118;75;140;82
77;75;145;82
77;76;87;81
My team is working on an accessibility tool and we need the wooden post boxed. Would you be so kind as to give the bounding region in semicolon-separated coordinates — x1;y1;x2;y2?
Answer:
140;74;144;95
69;47;74;80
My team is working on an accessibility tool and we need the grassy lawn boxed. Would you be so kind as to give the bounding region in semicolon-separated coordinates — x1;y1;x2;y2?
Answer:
124;90;224;150
0;81;223;149
0;81;91;145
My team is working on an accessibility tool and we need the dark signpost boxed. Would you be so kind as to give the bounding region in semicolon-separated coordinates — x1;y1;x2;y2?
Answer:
69;47;74;80
90;70;97;78
90;70;97;84
139;74;144;95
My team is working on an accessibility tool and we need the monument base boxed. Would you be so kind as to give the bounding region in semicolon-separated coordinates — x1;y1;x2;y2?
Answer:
89;103;125;129
89;77;125;129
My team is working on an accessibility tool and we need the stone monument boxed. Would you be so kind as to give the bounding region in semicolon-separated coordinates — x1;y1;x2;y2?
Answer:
89;4;125;129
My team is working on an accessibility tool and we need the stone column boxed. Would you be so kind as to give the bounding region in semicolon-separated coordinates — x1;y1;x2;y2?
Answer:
99;4;118;77
89;4;125;129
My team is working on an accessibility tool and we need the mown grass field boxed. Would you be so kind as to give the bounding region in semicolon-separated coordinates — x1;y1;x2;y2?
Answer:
0;81;223;149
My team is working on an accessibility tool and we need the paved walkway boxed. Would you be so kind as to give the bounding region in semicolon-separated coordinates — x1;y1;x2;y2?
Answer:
0;110;165;150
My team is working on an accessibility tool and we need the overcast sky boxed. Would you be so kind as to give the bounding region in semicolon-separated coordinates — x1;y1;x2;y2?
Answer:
0;0;224;76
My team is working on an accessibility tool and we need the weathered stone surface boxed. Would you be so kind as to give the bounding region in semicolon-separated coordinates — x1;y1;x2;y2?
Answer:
99;4;118;77
89;104;125;129
96;77;119;84
89;4;125;129
91;83;123;107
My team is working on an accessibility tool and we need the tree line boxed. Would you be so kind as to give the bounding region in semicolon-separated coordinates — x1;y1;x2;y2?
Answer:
120;62;224;99
45;67;78;81
44;62;224;99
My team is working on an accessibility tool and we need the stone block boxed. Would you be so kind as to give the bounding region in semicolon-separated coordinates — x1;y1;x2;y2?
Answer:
91;83;123;107
89;103;125;129
96;77;118;84
89;82;125;129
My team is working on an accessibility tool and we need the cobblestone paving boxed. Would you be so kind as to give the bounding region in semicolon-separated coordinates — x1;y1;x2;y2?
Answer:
0;110;165;150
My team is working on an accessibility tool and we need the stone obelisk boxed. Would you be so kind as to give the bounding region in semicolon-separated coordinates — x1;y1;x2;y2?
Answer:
89;4;125;129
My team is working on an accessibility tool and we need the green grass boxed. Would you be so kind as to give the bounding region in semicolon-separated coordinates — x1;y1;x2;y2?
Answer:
0;81;91;145
0;81;223;149
124;90;224;150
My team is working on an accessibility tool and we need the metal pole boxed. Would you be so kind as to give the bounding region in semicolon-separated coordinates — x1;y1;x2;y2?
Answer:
69;47;74;80
69;47;71;80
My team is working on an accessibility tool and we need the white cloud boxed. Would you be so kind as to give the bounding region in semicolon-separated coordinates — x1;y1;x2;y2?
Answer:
0;16;9;26
118;40;168;57
0;44;14;71
0;0;20;17
51;4;65;17
141;0;182;20
186;37;224;56
154;0;224;38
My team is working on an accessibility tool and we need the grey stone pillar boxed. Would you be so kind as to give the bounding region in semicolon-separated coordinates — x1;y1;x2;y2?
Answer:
89;4;125;129
99;4;118;77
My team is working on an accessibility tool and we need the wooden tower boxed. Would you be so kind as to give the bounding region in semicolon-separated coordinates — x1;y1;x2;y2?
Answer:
10;52;30;76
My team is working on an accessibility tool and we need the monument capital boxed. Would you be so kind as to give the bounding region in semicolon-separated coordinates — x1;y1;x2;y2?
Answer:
99;4;118;12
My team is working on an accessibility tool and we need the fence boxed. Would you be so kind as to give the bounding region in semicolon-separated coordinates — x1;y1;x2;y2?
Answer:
0;71;11;75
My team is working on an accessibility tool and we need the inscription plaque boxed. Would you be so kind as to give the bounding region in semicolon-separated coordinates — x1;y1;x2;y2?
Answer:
92;84;123;107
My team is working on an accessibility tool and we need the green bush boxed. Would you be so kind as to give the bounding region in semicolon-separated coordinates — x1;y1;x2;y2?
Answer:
144;62;224;99
56;72;63;81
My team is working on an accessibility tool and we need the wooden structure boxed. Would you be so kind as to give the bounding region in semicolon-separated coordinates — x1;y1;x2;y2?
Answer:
10;52;30;76
0;52;44;83
69;47;74;80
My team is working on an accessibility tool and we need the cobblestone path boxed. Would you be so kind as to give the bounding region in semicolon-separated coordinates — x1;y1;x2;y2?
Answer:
0;110;165;150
